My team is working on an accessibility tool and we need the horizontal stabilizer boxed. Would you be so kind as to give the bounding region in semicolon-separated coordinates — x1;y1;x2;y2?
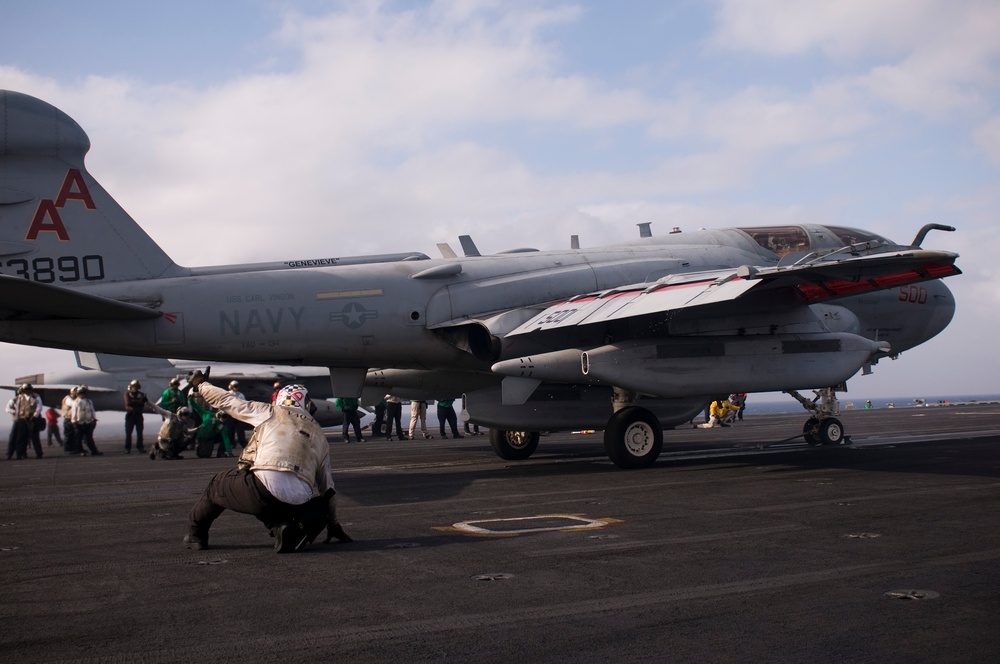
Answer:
0;275;161;320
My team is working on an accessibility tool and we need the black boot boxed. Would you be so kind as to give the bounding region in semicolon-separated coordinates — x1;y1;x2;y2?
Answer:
325;523;353;543
273;521;307;553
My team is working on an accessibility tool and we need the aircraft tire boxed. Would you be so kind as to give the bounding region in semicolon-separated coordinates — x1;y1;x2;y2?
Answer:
488;429;540;460
803;418;820;446
818;417;845;446
604;406;663;469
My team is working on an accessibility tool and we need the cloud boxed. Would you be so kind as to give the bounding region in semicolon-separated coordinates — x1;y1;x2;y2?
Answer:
974;116;1000;168
698;83;873;152
271;0;648;135
710;0;1000;118
710;0;954;58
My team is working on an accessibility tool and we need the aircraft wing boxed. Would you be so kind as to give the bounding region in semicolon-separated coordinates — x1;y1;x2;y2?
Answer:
506;249;960;336
0;275;161;320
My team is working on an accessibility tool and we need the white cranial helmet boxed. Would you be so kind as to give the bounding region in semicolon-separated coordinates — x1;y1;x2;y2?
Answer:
276;384;309;410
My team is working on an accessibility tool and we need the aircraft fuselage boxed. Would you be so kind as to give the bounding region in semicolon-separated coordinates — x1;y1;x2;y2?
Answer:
5;232;782;368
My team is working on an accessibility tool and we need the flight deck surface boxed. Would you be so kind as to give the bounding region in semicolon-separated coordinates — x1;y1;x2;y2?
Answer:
3;404;1000;662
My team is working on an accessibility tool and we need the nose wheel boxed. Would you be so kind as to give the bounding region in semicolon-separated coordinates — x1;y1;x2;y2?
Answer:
803;416;845;446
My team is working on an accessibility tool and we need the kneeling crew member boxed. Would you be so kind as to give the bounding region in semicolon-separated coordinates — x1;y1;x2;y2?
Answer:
183;371;352;553
696;397;740;429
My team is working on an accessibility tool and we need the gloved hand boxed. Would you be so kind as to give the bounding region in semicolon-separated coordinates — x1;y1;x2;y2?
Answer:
186;367;211;392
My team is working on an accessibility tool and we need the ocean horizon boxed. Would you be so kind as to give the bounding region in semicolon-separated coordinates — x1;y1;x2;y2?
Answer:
746;393;1000;414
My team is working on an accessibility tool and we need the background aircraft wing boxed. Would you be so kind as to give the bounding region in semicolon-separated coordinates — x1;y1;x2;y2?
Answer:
1;383;115;393
190;368;304;382
77;352;174;371
506;249;961;336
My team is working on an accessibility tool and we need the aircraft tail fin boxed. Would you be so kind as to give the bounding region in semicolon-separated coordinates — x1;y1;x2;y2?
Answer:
0;90;184;283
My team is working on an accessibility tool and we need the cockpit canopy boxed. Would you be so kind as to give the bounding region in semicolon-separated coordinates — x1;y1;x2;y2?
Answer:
737;225;894;259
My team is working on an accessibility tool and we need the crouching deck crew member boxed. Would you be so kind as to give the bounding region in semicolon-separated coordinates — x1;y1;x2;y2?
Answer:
183;371;352;553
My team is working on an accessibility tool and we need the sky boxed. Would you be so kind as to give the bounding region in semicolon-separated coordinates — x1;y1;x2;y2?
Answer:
0;0;998;402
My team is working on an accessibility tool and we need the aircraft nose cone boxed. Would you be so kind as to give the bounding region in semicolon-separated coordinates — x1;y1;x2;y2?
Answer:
913;280;956;349
868;279;957;355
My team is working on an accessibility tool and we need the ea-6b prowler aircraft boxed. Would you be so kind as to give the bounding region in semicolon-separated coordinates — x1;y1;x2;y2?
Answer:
0;90;961;468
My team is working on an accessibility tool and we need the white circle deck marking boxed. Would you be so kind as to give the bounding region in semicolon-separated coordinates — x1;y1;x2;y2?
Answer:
450;514;617;536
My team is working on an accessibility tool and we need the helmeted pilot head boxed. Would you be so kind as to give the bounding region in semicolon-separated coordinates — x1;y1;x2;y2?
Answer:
276;384;309;411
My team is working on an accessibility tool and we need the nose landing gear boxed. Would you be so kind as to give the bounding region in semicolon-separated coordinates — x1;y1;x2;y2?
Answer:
787;388;849;446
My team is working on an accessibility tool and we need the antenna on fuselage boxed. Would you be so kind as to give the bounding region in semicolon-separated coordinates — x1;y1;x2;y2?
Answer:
637;222;652;238
459;235;482;257
570;235;580;249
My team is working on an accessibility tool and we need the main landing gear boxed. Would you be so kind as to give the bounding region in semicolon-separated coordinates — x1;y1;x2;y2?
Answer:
601;387;663;469
486;387;666;469
603;406;663;469
786;388;848;446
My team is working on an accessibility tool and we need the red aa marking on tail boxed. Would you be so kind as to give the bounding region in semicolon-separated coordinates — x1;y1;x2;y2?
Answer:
54;169;96;209
25;169;96;241
25;200;69;241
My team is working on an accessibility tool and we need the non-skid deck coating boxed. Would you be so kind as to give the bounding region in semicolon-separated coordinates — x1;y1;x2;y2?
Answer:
3;404;1000;662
